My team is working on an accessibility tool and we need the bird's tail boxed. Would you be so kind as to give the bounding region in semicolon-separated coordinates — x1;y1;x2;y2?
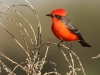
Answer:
78;40;91;47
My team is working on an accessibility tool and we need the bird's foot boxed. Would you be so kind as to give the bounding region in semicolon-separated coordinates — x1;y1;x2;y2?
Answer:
69;43;72;53
58;43;61;48
69;49;72;53
58;40;63;48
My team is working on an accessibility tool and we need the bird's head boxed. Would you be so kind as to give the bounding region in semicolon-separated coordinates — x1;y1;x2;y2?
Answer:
46;9;67;22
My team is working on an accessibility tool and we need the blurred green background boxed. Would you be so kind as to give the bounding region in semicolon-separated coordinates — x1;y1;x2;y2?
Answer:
0;0;100;75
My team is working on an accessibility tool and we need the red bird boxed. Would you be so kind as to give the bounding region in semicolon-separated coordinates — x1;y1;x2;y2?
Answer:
46;8;91;48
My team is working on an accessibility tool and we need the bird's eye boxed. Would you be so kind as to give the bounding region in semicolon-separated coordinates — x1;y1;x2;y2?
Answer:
55;15;62;19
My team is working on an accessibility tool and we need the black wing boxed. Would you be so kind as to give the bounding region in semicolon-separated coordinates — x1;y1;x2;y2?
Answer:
61;15;84;40
67;22;84;40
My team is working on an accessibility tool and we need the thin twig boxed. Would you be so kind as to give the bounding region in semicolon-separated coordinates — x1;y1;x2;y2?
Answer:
0;1;86;75
25;0;42;46
60;50;72;68
0;11;30;56
69;52;75;75
0;52;23;70
0;1;37;47
25;0;42;60
0;22;30;58
71;51;86;75
44;71;61;75
92;54;100;59
0;60;16;75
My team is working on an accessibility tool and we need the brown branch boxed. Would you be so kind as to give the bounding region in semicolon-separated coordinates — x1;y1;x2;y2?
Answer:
92;54;100;59
0;1;37;47
0;0;87;75
0;52;24;70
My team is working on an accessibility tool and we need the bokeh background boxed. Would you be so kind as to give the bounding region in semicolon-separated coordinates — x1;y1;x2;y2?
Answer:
0;0;100;75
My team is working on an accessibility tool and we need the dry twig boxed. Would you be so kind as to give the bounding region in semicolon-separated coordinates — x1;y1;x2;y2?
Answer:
0;0;86;75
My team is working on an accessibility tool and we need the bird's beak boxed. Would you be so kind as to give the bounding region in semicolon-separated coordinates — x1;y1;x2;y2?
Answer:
46;14;53;17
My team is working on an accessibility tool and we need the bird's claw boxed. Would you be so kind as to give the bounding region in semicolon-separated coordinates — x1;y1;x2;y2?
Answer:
69;49;72;53
58;40;63;48
58;43;61;48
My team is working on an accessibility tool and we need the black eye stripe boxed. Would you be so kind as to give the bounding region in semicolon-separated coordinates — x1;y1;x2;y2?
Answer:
55;15;61;18
54;15;62;19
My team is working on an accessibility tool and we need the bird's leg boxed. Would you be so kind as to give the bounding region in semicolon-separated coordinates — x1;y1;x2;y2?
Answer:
58;40;63;48
69;43;72;53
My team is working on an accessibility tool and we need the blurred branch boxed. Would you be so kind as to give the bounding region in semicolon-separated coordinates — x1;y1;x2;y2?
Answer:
0;52;24;70
71;51;86;75
0;60;16;75
0;1;37;48
92;54;100;59
0;22;30;58
25;0;42;46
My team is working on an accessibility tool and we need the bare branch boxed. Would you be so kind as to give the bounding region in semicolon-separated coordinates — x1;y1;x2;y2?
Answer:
0;0;87;75
0;60;16;75
25;0;42;46
71;51;86;75
0;22;30;58
0;52;23;70
92;54;100;59
0;1;37;47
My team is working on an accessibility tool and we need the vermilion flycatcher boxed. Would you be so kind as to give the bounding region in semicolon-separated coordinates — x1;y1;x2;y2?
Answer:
46;9;91;47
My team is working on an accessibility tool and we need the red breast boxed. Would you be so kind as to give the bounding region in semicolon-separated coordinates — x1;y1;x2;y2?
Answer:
52;19;79;41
